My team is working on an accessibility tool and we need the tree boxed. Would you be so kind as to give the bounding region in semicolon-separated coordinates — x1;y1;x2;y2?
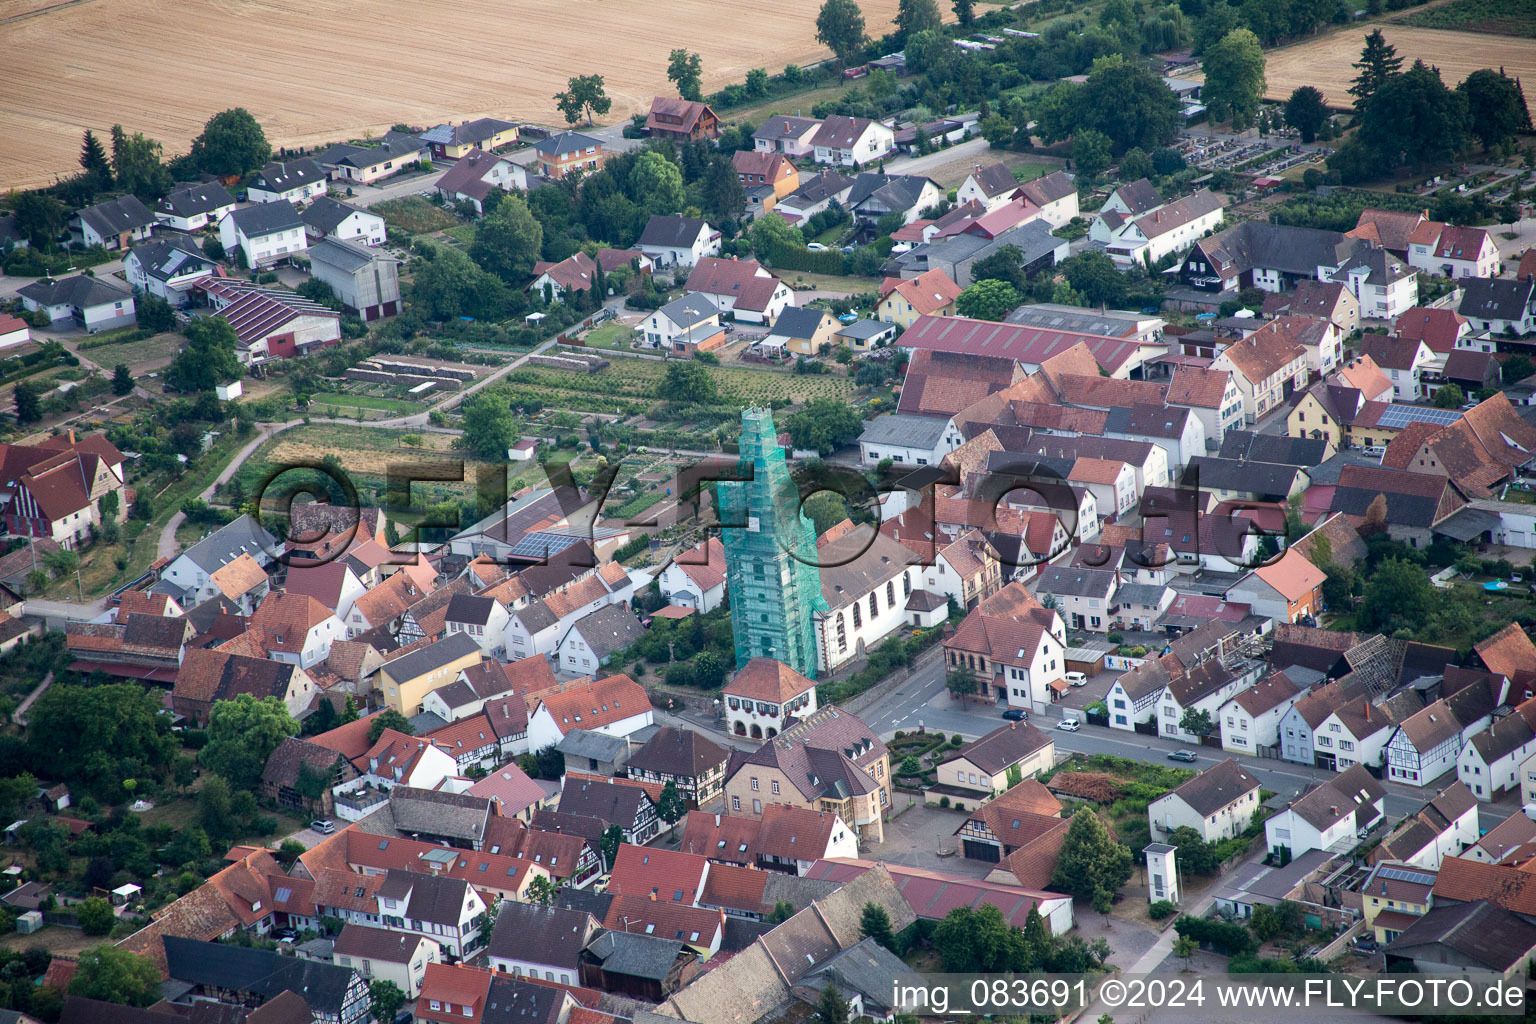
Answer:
1050;806;1132;900
1504;354;1535;384
109;125;172;199
1360;557;1437;633
1119;147;1154;181
803;491;851;537
68;945;162;1007
895;0;941;36
1048;59;1183;155
784;398;863;453
956;279;1022;321
816;983;850;1024
1202;29;1266;129
656;781;686;833
970;244;1028;290
745;68;770;97
1072;129;1113;179
1459;68;1531;151
12;190;68;246
1178;707;1214;737
700;158;748;225
460;390;520;460
137;293;176;333
1434;382;1465;408
80;129;111;186
861;902;897;952
14;380;43;425
76;898;116;936
409;245;511;321
660;360;721;404
202;694;299;790
767;900;796;923
1284;85;1329;143
189;109;271;177
111;364;135;397
629;151;686;216
470;196;544;282
370;980;408;1024
555;75;612;126
28;684;175;787
748;211;803;257
1349;29;1403;112
367;709;415;744
166;316;241;393
817;0;868;66
1357;60;1470;174
953;0;975;24
667;50;705;101
933;904;1029;972
1173;932;1197;967
524;875;560;907
599;824;624;869
1061;251;1128;308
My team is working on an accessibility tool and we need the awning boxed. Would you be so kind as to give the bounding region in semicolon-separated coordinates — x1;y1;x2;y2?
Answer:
1432;507;1502;542
1049;678;1071;694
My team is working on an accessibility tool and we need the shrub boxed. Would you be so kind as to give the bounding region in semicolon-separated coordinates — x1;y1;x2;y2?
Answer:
938;796;950;808
1149;900;1176;920
1174;914;1257;956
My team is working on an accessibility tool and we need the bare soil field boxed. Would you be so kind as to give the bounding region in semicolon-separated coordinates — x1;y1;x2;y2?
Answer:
1260;24;1536;114
0;0;905;191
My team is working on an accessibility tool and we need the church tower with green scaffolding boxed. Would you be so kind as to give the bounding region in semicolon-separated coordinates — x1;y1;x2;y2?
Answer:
719;407;827;677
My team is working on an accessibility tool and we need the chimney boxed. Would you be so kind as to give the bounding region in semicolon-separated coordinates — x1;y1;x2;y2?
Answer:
714;813;721;825
67;429;76;445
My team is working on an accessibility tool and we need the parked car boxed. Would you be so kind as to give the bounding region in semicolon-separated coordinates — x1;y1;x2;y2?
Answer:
1166;749;1199;762
1065;672;1088;687
1057;718;1080;732
1351;937;1379;953
1002;708;1028;721
311;819;336;835
807;242;829;251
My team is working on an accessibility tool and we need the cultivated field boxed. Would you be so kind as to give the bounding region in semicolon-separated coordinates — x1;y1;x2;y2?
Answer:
0;0;905;191
1260;24;1536;114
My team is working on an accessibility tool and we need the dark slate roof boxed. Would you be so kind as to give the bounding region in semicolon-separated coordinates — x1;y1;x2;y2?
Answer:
784;172;854;206
314;136;426;167
857;414;948;449
846;173;932;212
1104;403;1192;439
250;158;327;193
969;163;1018;198
309;236;392;274
657;292;718;329
301;196;372;234
382;630;481;681
227;202;305;237
583;930;687;980
639;215;712;248
569;603;644;660
388;785;492;843
445;593;498;627
941;722;1052;775
181;514;277;573
162;936;358;1013
483;976;563;1024
378;868;470;925
1162;758;1259;816
19;274;132;308
1458;278;1536;322
533;131;602;157
1199;221;1357;278
1217;430;1330;467
488;902;596;970
769;305;829;340
1034;565;1116;599
158;182;237;218
559;776;651;821
126;236;213;282
1184;456;1303;498
1386;899;1536;973
76;194;155;237
1335;244;1410;285
626;726;730;780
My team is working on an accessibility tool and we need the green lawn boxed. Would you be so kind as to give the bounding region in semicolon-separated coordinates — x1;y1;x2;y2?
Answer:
582;323;637;350
77;332;184;368
443;224;477;245
727;82;853;124
373;196;459;234
310;391;422;414
509;353;861;404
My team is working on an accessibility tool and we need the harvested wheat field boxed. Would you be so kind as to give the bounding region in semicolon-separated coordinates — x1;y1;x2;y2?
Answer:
0;0;904;191
1259;24;1536;114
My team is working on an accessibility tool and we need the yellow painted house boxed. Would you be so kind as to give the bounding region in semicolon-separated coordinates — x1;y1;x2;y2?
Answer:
377;631;483;715
421;118;520;161
1360;861;1435;944
877;268;963;328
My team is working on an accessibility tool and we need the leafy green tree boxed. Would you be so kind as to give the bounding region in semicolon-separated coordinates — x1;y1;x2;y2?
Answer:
1061;250;1127;308
1503;354;1535;384
1459;68;1531;151
524;875;559;907
1358;60;1469;174
1073;129;1113;179
667;50;705;101
969;244;1028;291
700;158;747;225
1349;29;1403;112
12;190;69;246
1201;29;1266;129
803;492;851;536
1041;58;1182;155
166;316;241;393
136;293;176;333
817;0;868;66
29;684;175;788
767;900;795;923
13;380;43;425
370;980;408;1024
80;129;111;186
109;125;172;199
748;211;803;257
1173;932;1197;966
656;781;686;833
68;945;162;1007
409;245;511;321
933;903;1029;972
460;390;520;460
860;902;897;951
784;398;863;454
1050;807;1132;900
555;75;612;126
189;108;271;176
599;824;624;869
1118;147;1154;181
470;196;544;282
112;364;135;396
201;694;299;790
953;0;975;23
76;898;116;936
629;151;686;216
1178;707;1213;737
816;983;850;1024
956;279;1021;321
659;361;720;404
1284;86;1329;143
895;0;941;35
745;68;770;97
367;709;415;744
1360;557;1437;633
1434;382;1465;408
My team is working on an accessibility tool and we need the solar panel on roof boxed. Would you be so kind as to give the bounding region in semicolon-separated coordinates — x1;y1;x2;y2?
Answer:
1374;404;1463;430
1377;866;1436;885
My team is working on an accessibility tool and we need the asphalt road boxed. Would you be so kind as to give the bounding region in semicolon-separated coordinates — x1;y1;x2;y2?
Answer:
856;653;1514;826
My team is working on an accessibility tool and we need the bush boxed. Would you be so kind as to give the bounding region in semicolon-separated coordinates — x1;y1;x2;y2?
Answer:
1174;915;1257;956
1149;900;1176;920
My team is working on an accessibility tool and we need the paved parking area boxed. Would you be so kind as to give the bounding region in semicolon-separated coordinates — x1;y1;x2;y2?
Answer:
865;800;994;877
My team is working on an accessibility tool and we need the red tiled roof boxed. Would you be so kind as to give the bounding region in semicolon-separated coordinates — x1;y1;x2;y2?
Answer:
725;657;816;703
1393;307;1467;354
534;674;647;735
608;844;709;903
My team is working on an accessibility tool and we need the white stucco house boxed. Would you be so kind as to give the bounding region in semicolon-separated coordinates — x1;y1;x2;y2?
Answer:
1264;764;1385;858
1147;758;1261;843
